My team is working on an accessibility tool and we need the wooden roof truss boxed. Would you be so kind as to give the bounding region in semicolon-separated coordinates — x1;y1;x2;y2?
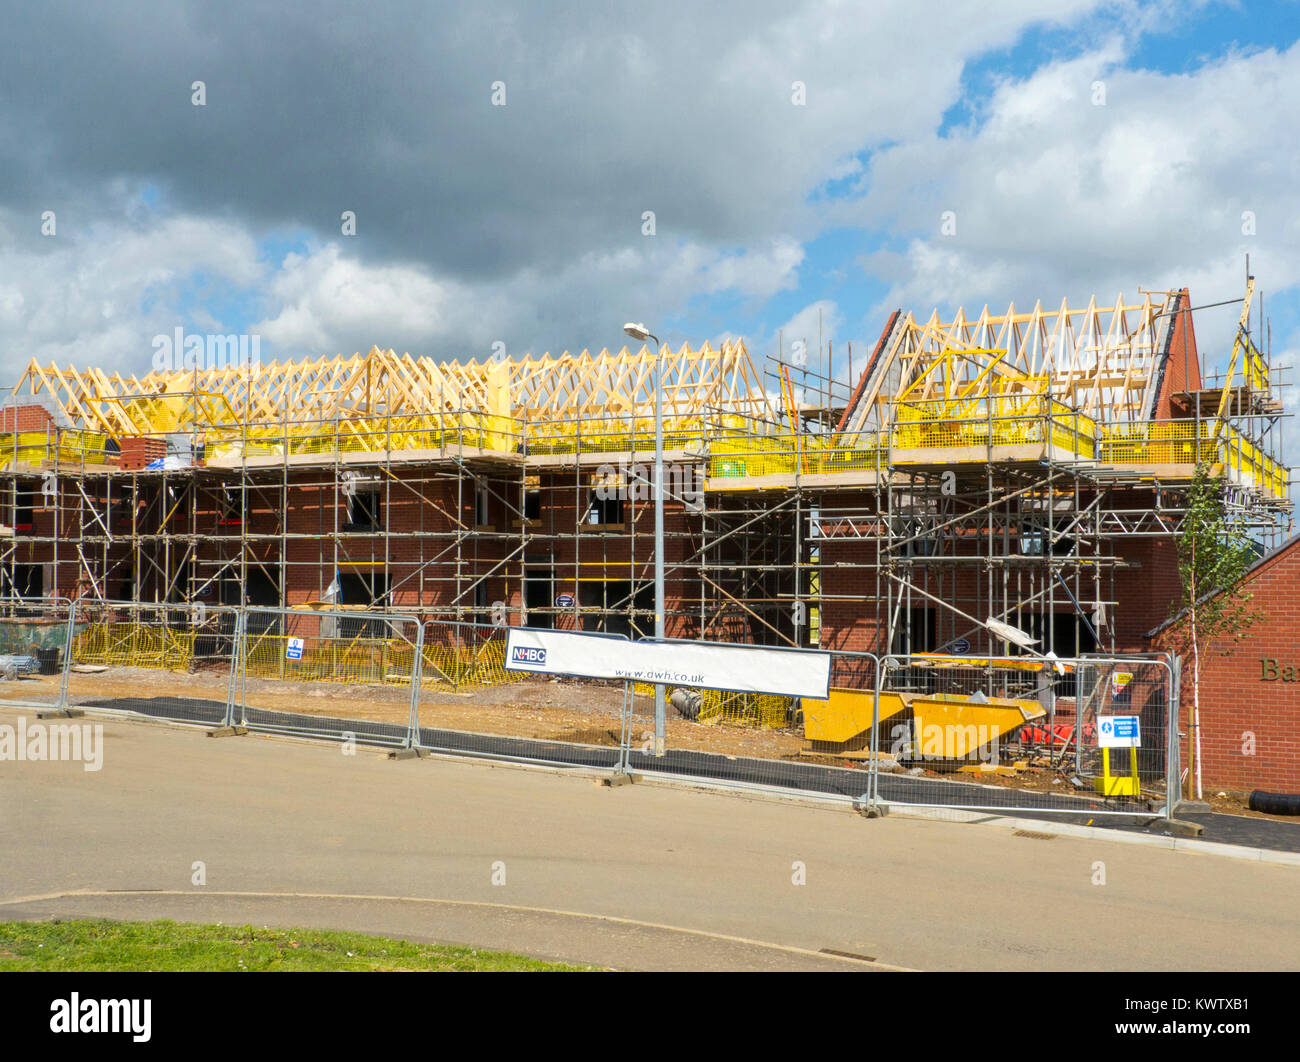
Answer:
841;293;1174;436
12;340;773;437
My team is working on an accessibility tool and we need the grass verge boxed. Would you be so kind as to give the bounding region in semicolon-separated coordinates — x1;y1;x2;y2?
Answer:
0;918;591;971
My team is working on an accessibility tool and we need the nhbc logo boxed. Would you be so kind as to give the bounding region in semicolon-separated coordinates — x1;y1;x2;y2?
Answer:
511;645;546;667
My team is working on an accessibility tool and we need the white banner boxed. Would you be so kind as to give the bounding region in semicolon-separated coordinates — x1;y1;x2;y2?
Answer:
504;628;831;699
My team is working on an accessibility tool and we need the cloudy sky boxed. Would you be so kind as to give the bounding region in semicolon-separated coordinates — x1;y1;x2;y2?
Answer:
2;0;1299;445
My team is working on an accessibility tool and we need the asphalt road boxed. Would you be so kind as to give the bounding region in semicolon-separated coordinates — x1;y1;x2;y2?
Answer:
51;690;1300;853
1;706;1297;971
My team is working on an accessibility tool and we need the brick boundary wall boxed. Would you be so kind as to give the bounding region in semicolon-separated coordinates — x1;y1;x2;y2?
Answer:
1152;536;1300;792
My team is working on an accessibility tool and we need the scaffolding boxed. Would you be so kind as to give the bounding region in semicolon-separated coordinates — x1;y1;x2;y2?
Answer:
700;285;1290;658
0;283;1290;667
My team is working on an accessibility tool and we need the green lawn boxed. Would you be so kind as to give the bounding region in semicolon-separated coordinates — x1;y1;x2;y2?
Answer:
0;918;590;972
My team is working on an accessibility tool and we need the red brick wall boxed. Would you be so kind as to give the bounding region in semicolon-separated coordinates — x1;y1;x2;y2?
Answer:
835;311;899;433
202;467;700;629
278;470;470;609
1112;534;1184;652
1152;538;1300;791
1154;288;1203;420
516;470;697;636
0;404;56;433
816;510;1187;658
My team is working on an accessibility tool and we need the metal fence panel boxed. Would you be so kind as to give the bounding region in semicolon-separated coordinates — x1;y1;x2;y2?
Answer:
869;653;1173;820
60;600;240;725
622;643;879;805
6;596;1180;825
233;607;422;748
0;596;75;710
410;620;625;771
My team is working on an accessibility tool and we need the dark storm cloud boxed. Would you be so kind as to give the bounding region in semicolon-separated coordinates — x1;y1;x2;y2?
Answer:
6;0;1170;374
2;0;838;277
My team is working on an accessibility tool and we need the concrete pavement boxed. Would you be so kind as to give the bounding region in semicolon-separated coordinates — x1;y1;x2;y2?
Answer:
1;705;1297;970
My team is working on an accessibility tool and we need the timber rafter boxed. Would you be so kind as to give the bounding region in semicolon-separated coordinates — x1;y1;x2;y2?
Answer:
841;293;1175;436
13;340;773;437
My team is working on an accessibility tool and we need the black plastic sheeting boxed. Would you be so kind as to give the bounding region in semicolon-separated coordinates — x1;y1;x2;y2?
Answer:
1249;790;1300;815
78;695;227;727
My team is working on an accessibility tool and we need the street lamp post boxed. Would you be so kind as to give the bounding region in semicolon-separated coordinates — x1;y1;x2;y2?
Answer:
624;322;666;756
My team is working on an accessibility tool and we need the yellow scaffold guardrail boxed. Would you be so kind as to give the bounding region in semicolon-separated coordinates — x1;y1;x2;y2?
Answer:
1098;422;1287;499
707;408;1285;500
891;394;1097;457
0;430;113;469
203;412;519;460
525;415;710;456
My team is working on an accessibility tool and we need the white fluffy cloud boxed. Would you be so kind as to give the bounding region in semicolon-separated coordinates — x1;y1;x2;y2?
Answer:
852;39;1300;372
254;245;458;357
6;0;1298;415
0;0;1127;380
0;209;261;380
252;237;811;362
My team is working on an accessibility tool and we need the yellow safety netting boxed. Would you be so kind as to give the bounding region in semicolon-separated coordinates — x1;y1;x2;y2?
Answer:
710;394;1102;480
525;415;707;456
205;411;722;460
697;689;793;728
0;430;112;469
203;412;519;460
1097;421;1215;465
239;630;527;689
1095;423;1287;498
1224;429;1288;499
417;638;525;689
634;682;794;728
803;435;889;474
243;632;411;684
71;622;195;671
709;427;798;478
891;395;1096;458
705;402;1286;499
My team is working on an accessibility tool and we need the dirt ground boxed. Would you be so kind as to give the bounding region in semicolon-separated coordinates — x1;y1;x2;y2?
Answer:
3;667;808;762
2;666;1291;821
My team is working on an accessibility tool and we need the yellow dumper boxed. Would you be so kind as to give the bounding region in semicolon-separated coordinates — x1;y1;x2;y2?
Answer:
802;687;1045;762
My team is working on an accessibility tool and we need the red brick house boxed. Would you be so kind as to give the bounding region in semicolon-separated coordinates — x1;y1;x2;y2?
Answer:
1150;535;1300;792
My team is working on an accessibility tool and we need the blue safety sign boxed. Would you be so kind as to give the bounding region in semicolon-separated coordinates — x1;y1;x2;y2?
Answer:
1098;714;1140;748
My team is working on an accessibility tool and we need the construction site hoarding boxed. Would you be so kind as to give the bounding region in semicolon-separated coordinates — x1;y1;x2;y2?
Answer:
504;626;832;698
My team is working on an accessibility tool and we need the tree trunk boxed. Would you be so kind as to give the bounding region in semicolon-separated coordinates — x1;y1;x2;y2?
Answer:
1188;535;1200;802
1191;607;1202;800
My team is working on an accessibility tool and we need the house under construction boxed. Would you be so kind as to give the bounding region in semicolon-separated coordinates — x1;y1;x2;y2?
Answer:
1;281;1290;660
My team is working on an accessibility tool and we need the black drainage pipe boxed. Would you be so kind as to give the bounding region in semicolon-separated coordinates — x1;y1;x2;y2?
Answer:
1248;791;1300;815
